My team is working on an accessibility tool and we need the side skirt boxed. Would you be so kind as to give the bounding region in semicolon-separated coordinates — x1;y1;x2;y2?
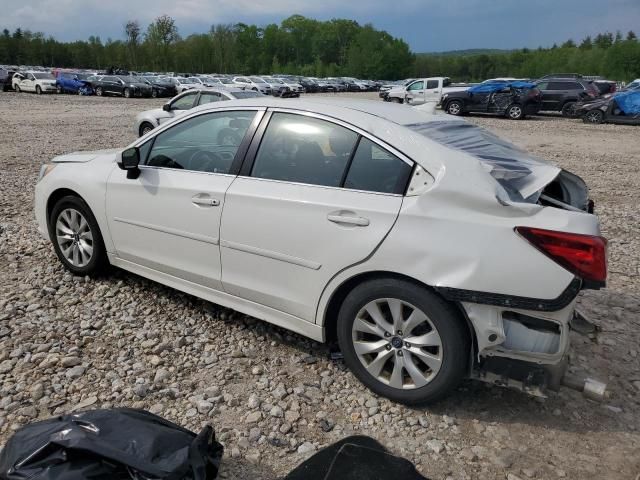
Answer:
109;255;325;342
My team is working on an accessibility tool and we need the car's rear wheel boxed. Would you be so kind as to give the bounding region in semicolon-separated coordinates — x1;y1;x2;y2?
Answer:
124;88;131;98
95;87;103;96
337;278;469;405
151;88;158;98
446;100;463;116
583;110;604;124
139;122;154;137
36;85;42;95
561;101;577;118
506;103;524;120
49;195;108;276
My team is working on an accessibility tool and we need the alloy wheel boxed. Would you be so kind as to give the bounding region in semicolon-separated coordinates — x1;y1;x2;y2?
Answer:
351;298;443;389
586;111;602;123
448;102;461;115
55;208;94;267
508;105;522;119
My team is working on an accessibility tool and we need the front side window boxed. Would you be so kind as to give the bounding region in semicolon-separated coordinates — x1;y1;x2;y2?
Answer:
251;113;358;187
408;81;424;91
548;82;568;90
170;92;198;110
344;138;412;194
145;111;256;173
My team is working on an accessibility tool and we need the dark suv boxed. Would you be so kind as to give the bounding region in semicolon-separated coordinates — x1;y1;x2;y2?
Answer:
442;82;542;120
535;79;599;116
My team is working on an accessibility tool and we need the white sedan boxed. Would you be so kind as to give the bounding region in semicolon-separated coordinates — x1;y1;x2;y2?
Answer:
13;71;57;94
34;98;607;404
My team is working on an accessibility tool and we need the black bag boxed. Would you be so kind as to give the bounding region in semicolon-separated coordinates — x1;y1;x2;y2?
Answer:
0;408;223;480
284;435;429;480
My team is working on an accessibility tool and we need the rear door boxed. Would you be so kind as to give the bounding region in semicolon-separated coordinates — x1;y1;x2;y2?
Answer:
219;110;412;321
424;79;442;103
542;81;568;110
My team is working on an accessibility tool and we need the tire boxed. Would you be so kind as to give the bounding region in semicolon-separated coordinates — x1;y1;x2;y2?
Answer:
390;97;403;104
139;122;154;137
124;88;131;98
561;101;577;118
446;100;464;116
95;86;103;96
337;278;469;405
49;195;108;276
56;85;63;94
583;110;604;124
151;89;158;98
36;85;42;95
15;85;20;93
506;103;524;120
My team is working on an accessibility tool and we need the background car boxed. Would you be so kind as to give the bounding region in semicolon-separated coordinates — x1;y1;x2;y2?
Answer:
442;81;542;119
0;67;16;91
13;71;57;94
168;77;203;93
577;90;640;125
90;75;153;97
233;76;272;94
535;78;599;117
140;76;177;97
134;87;262;136
55;72;94;95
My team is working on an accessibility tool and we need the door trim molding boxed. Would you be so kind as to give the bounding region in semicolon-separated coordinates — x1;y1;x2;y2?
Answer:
220;239;321;270
113;217;219;245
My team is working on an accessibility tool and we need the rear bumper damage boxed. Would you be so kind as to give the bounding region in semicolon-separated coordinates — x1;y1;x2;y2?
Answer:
461;297;607;401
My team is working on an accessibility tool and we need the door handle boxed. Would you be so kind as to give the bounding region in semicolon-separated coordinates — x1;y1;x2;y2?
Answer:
327;213;370;226
192;196;219;207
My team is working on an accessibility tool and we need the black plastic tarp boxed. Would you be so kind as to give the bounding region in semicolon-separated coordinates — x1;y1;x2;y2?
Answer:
0;409;223;480
284;435;429;480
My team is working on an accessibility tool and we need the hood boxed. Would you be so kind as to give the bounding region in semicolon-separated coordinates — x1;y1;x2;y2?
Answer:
51;149;120;164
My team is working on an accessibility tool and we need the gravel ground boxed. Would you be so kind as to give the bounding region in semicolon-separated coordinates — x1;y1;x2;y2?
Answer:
1;91;639;480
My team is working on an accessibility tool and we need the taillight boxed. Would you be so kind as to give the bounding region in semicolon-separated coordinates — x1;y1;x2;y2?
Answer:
515;227;607;284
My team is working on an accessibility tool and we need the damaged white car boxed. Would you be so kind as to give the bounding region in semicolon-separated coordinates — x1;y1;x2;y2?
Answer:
34;98;607;404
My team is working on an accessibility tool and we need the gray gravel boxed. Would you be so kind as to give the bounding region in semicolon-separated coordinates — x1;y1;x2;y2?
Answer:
1;92;639;479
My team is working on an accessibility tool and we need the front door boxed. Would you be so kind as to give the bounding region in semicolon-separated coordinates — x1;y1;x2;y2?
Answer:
220;111;412;321
106;109;258;290
405;80;425;105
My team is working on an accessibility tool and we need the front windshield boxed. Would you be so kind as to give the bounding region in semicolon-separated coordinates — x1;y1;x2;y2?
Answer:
33;72;54;79
406;119;560;202
250;77;266;83
233;91;262;98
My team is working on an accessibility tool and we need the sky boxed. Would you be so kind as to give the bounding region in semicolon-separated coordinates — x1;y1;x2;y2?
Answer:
1;0;639;52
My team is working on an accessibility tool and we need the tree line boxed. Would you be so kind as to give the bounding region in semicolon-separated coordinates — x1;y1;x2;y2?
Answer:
0;15;414;80
0;15;638;81
415;31;640;82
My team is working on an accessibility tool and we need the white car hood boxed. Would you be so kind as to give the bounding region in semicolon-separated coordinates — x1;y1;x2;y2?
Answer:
51;149;120;164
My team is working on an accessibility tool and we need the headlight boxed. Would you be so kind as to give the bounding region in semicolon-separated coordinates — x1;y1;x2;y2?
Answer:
38;163;56;182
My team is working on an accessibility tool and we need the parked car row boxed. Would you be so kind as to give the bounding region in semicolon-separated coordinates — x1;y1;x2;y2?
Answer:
384;73;638;125
2;66;385;99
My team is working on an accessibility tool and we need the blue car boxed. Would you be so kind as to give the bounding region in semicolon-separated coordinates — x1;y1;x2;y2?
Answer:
55;72;94;95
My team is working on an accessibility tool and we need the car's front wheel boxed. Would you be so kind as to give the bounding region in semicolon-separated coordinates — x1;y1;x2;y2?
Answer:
446;100;464;116
337;278;469;405
583;110;604;124
36;85;42;94
15;85;21;93
506;103;524;120
95;86;103;96
139;122;154;137
123;88;131;98
49;195;108;276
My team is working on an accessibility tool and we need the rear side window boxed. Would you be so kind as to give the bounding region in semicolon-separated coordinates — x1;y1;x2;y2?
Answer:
426;80;439;89
199;92;223;105
251;113;358;187
547;82;568;90
566;82;583;90
344;138;412;194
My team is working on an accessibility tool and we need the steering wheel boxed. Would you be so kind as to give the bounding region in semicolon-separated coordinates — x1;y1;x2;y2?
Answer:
189;150;225;173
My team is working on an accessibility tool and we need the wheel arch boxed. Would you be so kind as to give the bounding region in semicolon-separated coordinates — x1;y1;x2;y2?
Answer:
46;188;86;227
321;270;477;359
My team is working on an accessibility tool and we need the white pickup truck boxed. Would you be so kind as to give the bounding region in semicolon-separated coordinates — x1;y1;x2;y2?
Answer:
386;77;469;105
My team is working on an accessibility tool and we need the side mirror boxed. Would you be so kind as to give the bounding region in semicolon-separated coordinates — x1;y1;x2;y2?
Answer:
162;103;171;112
117;147;141;179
